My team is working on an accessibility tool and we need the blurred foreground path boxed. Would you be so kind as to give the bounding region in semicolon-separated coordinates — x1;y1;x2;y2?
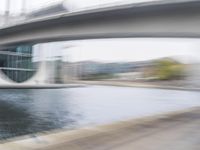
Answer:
1;107;200;150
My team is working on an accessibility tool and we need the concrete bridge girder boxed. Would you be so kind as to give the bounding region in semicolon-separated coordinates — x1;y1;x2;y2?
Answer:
0;1;200;46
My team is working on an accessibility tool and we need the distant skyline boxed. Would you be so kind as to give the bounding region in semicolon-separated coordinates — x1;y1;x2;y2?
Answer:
33;38;200;64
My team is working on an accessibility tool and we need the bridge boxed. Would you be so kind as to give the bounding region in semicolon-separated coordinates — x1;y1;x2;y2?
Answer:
0;0;200;46
0;0;200;86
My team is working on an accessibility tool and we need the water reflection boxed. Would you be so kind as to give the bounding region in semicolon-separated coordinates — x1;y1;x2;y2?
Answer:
0;89;81;140
0;86;200;140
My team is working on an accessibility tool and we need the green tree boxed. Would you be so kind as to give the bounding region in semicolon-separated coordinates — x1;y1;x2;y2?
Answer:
153;59;185;80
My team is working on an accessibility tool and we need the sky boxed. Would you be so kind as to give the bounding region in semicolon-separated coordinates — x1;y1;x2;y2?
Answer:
0;0;156;14
0;0;62;14
33;38;200;63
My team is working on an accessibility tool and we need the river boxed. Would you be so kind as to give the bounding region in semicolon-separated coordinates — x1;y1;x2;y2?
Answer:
0;85;200;140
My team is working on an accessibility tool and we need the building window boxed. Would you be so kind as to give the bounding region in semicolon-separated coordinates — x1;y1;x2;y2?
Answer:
0;45;36;83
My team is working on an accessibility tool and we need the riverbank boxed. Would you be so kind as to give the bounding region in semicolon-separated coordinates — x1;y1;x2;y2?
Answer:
1;107;199;150
73;80;200;91
0;84;86;89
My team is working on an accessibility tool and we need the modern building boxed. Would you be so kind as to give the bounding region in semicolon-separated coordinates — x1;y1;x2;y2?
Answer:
0;44;36;83
0;1;69;85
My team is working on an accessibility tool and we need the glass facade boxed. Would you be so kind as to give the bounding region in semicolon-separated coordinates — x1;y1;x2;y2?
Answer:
0;45;36;83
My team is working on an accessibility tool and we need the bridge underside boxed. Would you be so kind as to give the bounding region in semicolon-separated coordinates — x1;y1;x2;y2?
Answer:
0;1;200;46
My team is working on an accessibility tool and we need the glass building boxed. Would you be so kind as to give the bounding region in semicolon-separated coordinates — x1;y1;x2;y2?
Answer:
0;45;36;83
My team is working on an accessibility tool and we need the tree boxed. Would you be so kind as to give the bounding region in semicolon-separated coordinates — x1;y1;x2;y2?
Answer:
153;58;185;80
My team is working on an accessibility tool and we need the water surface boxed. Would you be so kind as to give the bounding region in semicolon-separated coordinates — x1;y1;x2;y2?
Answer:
0;86;200;140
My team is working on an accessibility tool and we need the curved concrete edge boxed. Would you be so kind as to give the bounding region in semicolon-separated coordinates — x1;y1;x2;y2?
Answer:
0;84;86;89
0;61;76;89
0;106;199;150
24;61;53;85
0;69;16;85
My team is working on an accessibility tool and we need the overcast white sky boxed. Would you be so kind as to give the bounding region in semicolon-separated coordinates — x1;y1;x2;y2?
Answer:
33;38;200;63
0;0;156;14
0;0;61;14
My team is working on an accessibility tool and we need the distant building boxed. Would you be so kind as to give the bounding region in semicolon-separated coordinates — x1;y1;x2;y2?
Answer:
0;15;7;27
0;14;24;27
27;2;68;19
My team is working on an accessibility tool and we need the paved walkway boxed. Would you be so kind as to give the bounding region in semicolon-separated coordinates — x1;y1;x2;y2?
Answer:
1;107;200;150
0;84;85;89
75;80;200;91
